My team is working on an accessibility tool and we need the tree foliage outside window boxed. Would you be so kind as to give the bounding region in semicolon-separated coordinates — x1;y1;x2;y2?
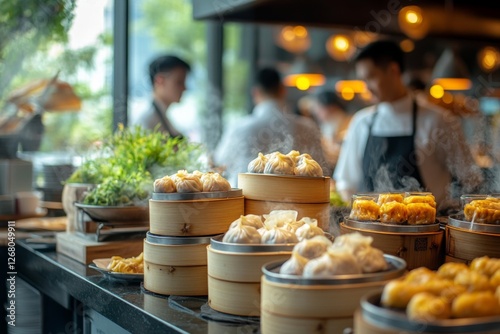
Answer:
0;0;112;153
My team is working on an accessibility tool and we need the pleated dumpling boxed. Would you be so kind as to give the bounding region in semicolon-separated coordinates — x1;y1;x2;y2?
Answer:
171;170;203;193
201;172;231;192
264;152;295;175
295;219;324;241
293;235;332;260
222;221;261;244
295;158;323;177
261;226;298;244
279;252;309;276
331;232;373;253
286;150;301;164
303;248;362;278
153;176;176;193
263;210;298;228
247;152;268;173
229;215;264;230
354;246;388;273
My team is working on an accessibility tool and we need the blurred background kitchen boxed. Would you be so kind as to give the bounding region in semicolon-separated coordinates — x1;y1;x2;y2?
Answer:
1;0;500;220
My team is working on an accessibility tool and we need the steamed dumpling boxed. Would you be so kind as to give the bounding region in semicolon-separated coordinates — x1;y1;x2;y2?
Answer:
303;248;362;278
354;246;388;273
171;170;203;193
264;153;295;175
222;221;261;244
201;172;231;192
295;222;324;241
261;226;298;244
297;153;312;164
153;176;176;193
247;153;268;173
229;215;264;230
286;150;301;163
263;210;298;228
293;235;332;259
294;158;323;177
331;232;373;253
280;252;309;275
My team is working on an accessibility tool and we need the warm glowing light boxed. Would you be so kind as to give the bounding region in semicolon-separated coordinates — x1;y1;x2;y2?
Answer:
398;6;428;40
341;87;355;100
430;84;445;99
405;11;421;24
442;92;454;104
326;35;356;61
333;36;350;52
283;74;326;89
335;80;367;94
432;78;472;91
361;90;373;101
353;31;377;47
293;26;307;38
478;47;499;72
400;39;415;53
277;26;311;53
296;76;311;90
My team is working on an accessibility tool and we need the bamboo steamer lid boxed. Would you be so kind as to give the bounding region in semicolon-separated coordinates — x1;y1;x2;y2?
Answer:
238;173;330;203
144;261;207;296
149;195;244;236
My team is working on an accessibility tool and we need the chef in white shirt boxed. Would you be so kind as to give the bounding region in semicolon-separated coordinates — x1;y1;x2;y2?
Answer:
334;40;483;210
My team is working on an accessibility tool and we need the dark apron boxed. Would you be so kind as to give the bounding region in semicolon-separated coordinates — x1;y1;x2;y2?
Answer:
152;101;183;139
361;99;425;192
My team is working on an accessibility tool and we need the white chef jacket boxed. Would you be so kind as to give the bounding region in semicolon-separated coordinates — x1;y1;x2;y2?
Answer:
333;94;483;207
214;100;329;186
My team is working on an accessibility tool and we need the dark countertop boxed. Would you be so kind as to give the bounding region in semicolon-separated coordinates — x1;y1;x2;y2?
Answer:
17;240;260;334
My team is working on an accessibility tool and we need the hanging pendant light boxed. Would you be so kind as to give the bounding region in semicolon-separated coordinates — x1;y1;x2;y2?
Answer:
276;25;311;54
283;56;326;91
431;48;472;91
398;6;430;40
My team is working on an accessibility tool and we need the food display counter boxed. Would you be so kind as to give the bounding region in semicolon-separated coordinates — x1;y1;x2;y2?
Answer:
15;240;260;334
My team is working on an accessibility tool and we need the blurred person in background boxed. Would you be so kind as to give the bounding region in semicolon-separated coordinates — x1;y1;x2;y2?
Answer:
311;90;351;171
131;55;190;138
334;40;483;211
214;67;329;186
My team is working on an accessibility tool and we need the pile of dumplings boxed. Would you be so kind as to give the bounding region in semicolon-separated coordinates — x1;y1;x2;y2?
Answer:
154;170;231;193
279;232;388;278
247;150;323;177
222;210;325;245
381;257;500;321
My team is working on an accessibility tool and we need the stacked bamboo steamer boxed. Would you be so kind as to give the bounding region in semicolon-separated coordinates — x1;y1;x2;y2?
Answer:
207;236;295;316
144;190;244;296
238;173;331;231
260;255;406;334
340;192;444;270
445;214;500;264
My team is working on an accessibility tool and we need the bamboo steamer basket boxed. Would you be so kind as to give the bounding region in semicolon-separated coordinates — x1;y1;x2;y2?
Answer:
207;236;296;316
260;256;406;334
340;219;444;270
445;214;500;263
149;190;244;236
237;173;330;203
244;199;330;232
355;292;500;334
143;233;219;296
238;173;331;232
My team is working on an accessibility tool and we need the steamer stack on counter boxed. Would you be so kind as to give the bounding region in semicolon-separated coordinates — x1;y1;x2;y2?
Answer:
340;192;444;270
445;195;500;263
143;171;244;296
239;150;331;232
